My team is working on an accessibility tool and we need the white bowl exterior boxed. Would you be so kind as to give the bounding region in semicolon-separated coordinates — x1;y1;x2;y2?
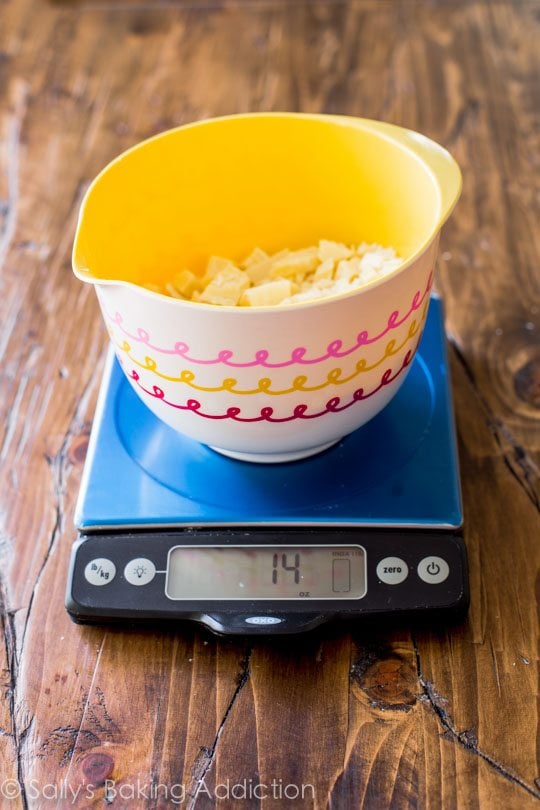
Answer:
98;238;439;456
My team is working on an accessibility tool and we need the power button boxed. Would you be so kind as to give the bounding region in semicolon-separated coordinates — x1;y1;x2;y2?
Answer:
417;556;450;584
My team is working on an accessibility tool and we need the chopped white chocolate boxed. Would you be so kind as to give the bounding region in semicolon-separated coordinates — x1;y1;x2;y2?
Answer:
198;266;250;306
146;240;403;306
240;278;293;307
164;282;185;298
244;258;274;284
359;252;384;273
170;269;202;297
335;258;362;282
203;255;236;284
313;258;335;280
242;246;269;267
315;277;333;289
244;249;290;284
268;247;318;278
318;239;353;262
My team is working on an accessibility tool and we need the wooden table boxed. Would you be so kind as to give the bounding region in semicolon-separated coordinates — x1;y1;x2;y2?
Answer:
1;0;539;807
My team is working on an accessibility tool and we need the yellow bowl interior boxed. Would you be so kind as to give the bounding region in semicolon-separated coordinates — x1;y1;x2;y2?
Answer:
73;114;457;285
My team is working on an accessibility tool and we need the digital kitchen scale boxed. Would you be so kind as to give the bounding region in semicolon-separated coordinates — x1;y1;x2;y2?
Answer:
65;295;469;635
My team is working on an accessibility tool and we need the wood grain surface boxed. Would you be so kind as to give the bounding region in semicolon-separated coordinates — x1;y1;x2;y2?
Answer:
1;0;539;807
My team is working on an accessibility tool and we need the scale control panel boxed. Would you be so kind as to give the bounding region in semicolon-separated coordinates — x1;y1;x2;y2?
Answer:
66;529;468;634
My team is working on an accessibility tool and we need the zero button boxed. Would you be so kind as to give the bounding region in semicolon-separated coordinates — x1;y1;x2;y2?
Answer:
376;557;409;585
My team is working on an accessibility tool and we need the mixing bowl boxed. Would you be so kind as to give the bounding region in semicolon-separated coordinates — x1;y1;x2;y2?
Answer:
72;113;461;462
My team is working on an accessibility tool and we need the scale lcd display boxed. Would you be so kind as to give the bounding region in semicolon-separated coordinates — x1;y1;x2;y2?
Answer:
165;545;366;600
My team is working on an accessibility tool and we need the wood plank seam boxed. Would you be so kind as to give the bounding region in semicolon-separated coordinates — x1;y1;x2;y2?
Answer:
0;355;104;804
61;634;107;784
448;338;540;510
185;646;252;810
444;97;481;149
16;360;105;668
0;584;31;810
412;636;540;801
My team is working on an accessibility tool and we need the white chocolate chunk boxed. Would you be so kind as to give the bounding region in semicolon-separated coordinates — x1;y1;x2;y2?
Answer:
244;249;291;283
268;247;318;278
170;269;202;297
203;255;237;284
198;266;250;306
240;278;293;307
318;239;353;262
164;282;185;298
313;258;335;280
335;258;362;282
242;247;269;267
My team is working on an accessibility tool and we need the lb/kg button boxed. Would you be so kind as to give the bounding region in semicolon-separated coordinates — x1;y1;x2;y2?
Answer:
84;558;116;586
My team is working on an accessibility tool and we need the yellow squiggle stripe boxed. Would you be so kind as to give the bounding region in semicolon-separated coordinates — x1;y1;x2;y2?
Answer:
111;306;425;395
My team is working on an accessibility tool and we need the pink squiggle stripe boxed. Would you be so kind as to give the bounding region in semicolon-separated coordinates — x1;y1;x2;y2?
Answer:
128;348;414;422
107;273;431;369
